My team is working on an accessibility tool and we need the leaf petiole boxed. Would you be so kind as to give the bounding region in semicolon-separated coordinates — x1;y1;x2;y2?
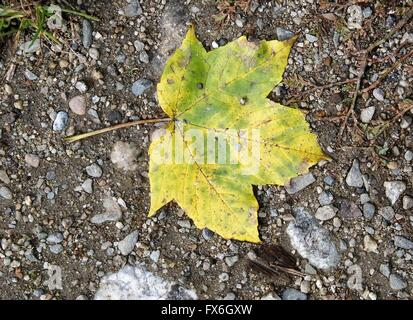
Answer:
64;117;171;143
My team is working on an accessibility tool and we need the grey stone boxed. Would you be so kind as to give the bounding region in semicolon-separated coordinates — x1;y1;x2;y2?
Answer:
224;255;239;267
91;196;122;224
24;69;38;81
394;236;413;250
285;173;315;194
150;250;160;263
53;111;69;131
287;207;340;269
81;179;93;194
124;1;142;17
202;228;214;240
346;159;363;187
75;81;87;93
404;150;413;161
319;191;333;206
177;220;191;229
276;27;295;41
362;7;373;18
139;50;150;64
379;263;390;278
384;181;406;205
323;175;335;185
402;195;413;210
378;206;395;221
362;203;375;219
86;163;103;178
49;244;63;254
47;232;64;244
305;34;318;43
347;5;363;29
281;288;307;300
338;199;362;219
25;154;40;168
88;48;99;60
315;205;337;221
20;39;40;54
373;88;385;101
69;95;87;115
131;79;152;96
82;19;93;49
0;170;10;184
389;274;407;291
360;106;375;123
360;193;370;204
133;40;145;52
0;186;12;200
117;230;139;255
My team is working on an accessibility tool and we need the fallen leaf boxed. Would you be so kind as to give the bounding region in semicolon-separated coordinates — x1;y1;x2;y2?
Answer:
148;26;327;242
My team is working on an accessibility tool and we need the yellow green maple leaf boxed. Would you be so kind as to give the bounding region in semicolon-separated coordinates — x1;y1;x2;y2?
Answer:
148;26;328;243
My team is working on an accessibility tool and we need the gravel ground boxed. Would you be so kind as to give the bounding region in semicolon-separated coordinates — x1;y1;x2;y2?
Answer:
1;0;413;300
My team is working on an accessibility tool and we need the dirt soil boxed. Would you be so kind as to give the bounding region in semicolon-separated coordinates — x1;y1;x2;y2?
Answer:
1;0;413;300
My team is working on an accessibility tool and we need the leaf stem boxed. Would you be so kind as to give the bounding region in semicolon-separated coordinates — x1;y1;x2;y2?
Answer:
64;117;172;143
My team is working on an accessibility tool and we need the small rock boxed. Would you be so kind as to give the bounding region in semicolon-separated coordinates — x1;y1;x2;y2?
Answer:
372;88;385;101
25;154;40;168
404;150;413;161
338;199;362;219
318;191;333;206
75;81;87;93
360;106;375;123
150;250;160;263
88;48;99;60
347;5;363;29
47;232;64;244
285;173;315;194
305;34;318;43
117;230;139;255
0;186;12;200
86;163;103;178
261;293;281;300
378;206;395;221
20;39;40;54
384;181;406;205
0;170;10;184
402;195;413;210
123;0;142;17
82;19;93;48
276;27;295;41
281;288;307;300
389;274;407;291
379;264;390;278
224;256;239;267
139;51;150;64
49;244;63;254
24;69;38;81
110;141;139;171
134;40;145;51
202;228;214;240
323;175;335;185
219;273;229;282
91;195;122;224
69;95;87;115
53;111;69;131
131;79;152;96
287;207;340;269
362;203;375;219
394;236;413;250
177;220;191;229
346;159;363;188
363;235;378;253
362;7;373;18
315;205;337;221
81;179;93;194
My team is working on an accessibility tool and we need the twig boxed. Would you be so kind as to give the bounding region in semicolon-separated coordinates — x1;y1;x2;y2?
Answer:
64;117;171;143
338;7;413;141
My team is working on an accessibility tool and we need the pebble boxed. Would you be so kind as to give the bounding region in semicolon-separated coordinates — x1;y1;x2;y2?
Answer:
150;250;160;263
287;207;339;269
319;191;333;206
0;170;10;184
49;244;63;254
372;88;385;101
131;79;152;96
315;205;337;221
276;27;295;41
75;81;88;93
82;19;93;49
281;288;307;300
224;256;239;267
47;232;64;244
219;273;229;282
347;5;363;29
24;69;38;81
378;206;395;221
305;34;318;43
91;196;122;224
88;48;99;60
0;186;13;200
69;95;87;115
25;154;40;168
323;175;335;185
360;106;375;123
404;150;413;161
177;220;191;229
383;181;406;205
339;199;362;219
53;111;69;131
363;235;378;253
362;203;375;219
379;264;390;278
117;230;139;256
346;159;363;188
389;274;407;291
400;116;412;129
139;51;150;64
285;173;315;194
134;40;145;52
202;228;214;240
110;141;139;171
362;7;373;18
86;163;103;178
81;179;93;194
393;236;413;250
123;0;142;17
402;195;413;210
20;39;40;54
